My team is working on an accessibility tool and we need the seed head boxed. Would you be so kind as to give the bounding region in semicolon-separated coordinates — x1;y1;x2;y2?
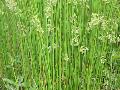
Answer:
71;36;79;46
100;56;106;64
79;46;89;54
64;54;69;61
30;15;44;35
5;0;17;11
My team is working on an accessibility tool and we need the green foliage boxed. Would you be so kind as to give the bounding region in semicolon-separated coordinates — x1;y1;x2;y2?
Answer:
0;0;120;90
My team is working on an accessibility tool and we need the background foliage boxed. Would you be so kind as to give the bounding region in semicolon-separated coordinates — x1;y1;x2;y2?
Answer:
0;0;120;90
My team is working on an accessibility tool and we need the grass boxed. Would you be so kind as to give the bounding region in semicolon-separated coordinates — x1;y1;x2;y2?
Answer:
0;0;120;90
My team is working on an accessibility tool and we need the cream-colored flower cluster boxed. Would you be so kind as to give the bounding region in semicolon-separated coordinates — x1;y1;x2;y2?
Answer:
30;15;44;35
5;0;23;17
99;31;120;44
70;13;80;46
79;46;89;54
5;0;17;12
87;13;105;31
44;0;57;18
64;53;69;61
100;56;107;64
71;26;80;46
17;21;27;36
107;32;120;43
47;19;54;34
68;0;88;6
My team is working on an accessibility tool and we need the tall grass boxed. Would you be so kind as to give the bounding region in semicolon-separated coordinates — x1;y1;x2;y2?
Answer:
0;0;120;90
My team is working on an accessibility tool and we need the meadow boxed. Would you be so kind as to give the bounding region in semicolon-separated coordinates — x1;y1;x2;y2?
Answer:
0;0;120;90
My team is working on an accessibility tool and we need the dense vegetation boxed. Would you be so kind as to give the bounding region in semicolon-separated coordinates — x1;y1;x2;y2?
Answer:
0;0;120;90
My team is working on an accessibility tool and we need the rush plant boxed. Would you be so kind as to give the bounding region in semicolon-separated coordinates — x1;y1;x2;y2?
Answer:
0;0;120;90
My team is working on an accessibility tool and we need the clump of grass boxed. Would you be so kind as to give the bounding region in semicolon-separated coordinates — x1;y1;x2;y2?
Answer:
0;0;120;90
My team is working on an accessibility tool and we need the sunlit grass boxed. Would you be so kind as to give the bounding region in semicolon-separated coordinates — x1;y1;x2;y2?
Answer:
0;0;120;90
